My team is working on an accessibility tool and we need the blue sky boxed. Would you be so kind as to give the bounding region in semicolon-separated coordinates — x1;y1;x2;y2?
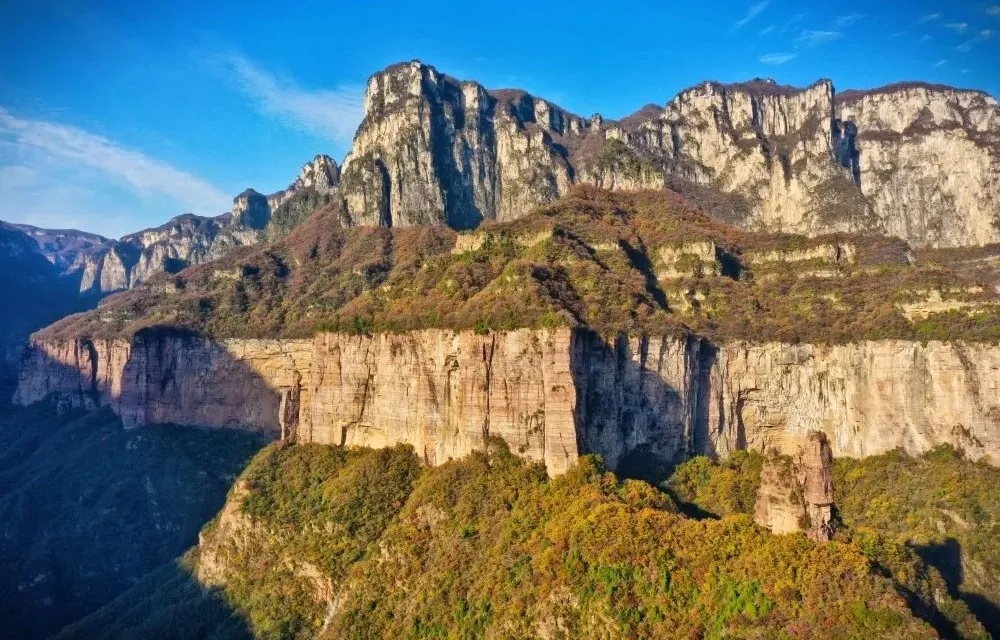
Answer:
1;0;998;237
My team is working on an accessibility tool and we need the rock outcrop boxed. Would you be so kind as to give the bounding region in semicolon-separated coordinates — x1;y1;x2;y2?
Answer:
268;153;341;213
754;432;835;541
13;333;312;435
339;61;578;228
0;224;89;392
837;84;1000;247
15;329;1000;475
337;62;1000;247
231;189;271;230
8;154;340;296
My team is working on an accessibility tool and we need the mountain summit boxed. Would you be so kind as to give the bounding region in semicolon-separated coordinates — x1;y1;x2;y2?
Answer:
335;60;1000;247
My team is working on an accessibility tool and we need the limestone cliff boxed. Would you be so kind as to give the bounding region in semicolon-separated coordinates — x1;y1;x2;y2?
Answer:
0;224;90;392
11;154;340;296
15;328;1000;475
339;61;578;228
14;333;312;435
338;62;1000;247
837;84;1000;247
754;432;835;541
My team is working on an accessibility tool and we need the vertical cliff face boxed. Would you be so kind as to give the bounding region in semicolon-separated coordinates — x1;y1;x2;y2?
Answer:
707;341;1000;463
14;335;312;435
569;333;711;478
14;329;1000;475
303;329;580;475
754;431;835;541
339;61;578;229
231;189;271;230
337;62;1000;247
837;85;1000;247
637;80;877;235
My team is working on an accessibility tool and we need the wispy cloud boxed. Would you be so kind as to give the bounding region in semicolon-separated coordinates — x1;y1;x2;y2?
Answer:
962;68;971;73
920;34;932;43
778;11;807;33
215;53;363;145
945;22;969;32
918;12;941;23
891;30;910;37
731;1;769;31
934;59;948;67
956;28;993;51
987;5;1000;16
759;52;797;64
834;13;865;28
759;24;775;35
794;30;843;47
0;107;229;217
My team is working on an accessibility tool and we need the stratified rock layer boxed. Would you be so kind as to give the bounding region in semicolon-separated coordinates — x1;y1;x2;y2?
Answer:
15;329;1000;475
338;62;1000;247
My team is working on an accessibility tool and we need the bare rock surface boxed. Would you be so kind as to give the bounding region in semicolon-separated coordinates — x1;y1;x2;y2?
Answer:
15;329;1000;475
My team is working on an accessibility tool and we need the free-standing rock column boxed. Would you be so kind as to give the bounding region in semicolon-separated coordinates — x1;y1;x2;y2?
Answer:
754;430;835;542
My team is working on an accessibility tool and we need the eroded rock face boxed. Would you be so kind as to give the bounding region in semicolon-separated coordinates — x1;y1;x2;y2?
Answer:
232;189;271;230
15;329;1000;475
14;335;313;435
754;432;835;541
304;329;580;475
338;63;1000;247
837;85;1000;247
340;61;578;229
14;155;339;296
706;341;1000;462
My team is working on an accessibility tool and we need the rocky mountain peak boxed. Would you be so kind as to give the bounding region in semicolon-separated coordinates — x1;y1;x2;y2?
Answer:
293;154;340;194
338;61;1000;247
232;188;270;229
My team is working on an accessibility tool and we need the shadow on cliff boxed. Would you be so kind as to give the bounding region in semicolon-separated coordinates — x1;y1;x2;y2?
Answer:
3;329;278;638
17;325;294;439
570;330;717;482
913;538;1000;637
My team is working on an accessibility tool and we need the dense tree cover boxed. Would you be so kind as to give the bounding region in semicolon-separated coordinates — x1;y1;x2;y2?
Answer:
0;403;266;639
835;446;1000;636
666;447;1000;637
664;450;762;518
62;440;993;639
40;187;1000;344
266;189;335;241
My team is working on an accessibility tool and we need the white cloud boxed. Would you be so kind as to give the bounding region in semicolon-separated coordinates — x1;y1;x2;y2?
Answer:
794;30;843;47
216;53;363;144
919;12;941;23
759;24;775;35
956;29;993;51
934;59;948;67
920;34;932;43
0;107;230;220
890;30;909;37
945;22;969;32
834;13;865;28
987;5;1000;16
759;53;797;64
962;68;971;73
731;1;769;31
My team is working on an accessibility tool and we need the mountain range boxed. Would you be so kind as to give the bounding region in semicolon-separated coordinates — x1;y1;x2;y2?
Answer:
3;60;1000;639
